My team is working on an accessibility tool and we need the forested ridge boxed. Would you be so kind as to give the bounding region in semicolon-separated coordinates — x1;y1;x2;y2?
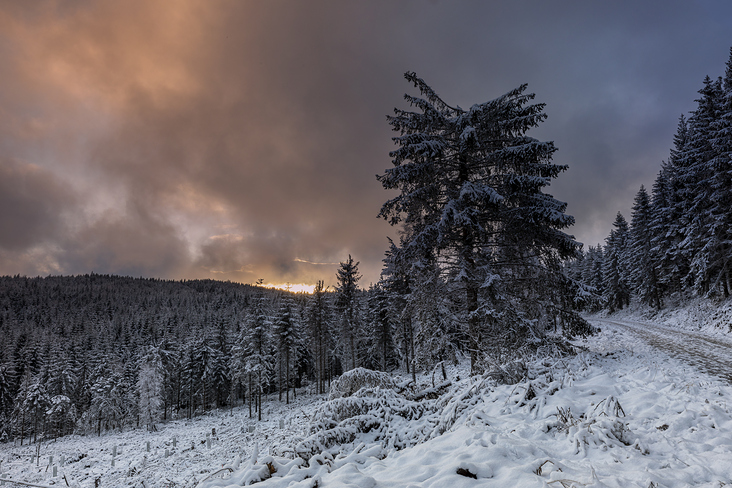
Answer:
0;274;279;442
569;48;732;311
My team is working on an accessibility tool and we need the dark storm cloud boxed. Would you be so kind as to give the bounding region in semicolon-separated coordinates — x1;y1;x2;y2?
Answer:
56;200;191;278
1;0;732;284
0;158;75;250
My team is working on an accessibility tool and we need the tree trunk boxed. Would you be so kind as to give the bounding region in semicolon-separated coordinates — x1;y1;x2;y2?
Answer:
285;349;290;404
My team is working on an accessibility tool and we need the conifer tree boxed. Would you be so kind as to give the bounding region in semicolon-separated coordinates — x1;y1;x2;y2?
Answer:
603;213;630;313
273;297;298;404
243;293;273;420
699;48;732;296
364;282;397;372
306;280;331;394
683;76;724;295
335;255;362;371
138;344;165;431
628;186;663;309
380;239;417;381
378;72;582;372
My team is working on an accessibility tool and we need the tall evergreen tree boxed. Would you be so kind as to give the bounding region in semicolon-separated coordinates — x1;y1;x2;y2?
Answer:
364;282;398;372
243;294;273;421
628;186;663;309
380;239;417;381
602;212;630;313
306;280;331;394
682;76;725;295
138;344;165;431
335;255;362;371
273;297;298;404
700;48;732;296
378;72;582;372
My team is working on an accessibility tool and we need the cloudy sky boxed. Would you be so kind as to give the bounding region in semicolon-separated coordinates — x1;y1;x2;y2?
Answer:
1;1;731;288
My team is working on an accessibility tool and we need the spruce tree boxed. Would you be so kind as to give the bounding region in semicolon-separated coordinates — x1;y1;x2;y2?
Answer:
335;255;362;371
364;282;397;372
602;212;630;312
380;239;417;381
683;76;724;295
628;186;663;309
306;280;331;394
273;297;298;404
378;72;581;372
138;345;164;431
649;117;692;297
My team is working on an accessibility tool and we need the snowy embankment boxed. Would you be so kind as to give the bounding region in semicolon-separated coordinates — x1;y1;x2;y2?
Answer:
3;321;732;487
596;296;732;336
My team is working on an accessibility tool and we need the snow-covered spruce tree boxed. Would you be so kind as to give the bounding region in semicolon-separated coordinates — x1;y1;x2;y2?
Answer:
378;72;583;372
306;280;332;394
335;255;362;371
602;212;630;313
406;254;460;370
628;186;663;310
138;344;165;431
650;117;692;297
682;75;725;296
25;375;50;443
198;340;229;411
695;48;732;297
180;340;202;419
11;371;32;445
364;281;398;372
579;244;605;311
273;296;299;404
0;364;14;425
380;239;417;381
243;293;274;421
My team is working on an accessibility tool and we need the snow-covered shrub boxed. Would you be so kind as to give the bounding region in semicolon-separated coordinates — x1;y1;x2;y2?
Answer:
297;384;436;459
551;395;638;456
328;367;396;400
485;360;528;385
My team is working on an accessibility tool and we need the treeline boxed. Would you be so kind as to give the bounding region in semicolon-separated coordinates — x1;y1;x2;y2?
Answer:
0;268;399;443
568;48;732;311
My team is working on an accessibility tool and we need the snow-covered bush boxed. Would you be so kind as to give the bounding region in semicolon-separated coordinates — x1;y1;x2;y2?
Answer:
485;360;528;385
297;385;434;458
327;367;396;400
550;395;640;456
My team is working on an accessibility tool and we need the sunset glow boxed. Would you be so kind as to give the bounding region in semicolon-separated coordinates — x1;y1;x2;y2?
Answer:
264;283;316;294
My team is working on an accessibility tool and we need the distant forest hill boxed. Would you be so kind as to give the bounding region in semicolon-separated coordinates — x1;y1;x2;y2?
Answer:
0;273;315;442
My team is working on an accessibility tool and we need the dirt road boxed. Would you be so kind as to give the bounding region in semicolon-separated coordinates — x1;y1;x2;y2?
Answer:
588;317;732;383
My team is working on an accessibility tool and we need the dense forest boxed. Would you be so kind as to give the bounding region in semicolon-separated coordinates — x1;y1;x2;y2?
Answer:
569;48;732;311
0;270;385;443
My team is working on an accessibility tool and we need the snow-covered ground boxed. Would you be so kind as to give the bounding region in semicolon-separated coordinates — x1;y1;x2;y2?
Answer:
0;395;322;488
3;307;732;487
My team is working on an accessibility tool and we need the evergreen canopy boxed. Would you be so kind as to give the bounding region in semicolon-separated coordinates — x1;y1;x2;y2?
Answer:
378;72;582;371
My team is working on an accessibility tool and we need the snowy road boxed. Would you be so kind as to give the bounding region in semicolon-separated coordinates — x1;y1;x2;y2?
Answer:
589;317;732;383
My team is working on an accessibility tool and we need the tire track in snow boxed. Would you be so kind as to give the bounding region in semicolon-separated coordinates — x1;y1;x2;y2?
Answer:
590;318;732;383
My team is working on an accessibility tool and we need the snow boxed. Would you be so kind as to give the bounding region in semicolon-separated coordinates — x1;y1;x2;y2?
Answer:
599;296;732;336
3;308;732;487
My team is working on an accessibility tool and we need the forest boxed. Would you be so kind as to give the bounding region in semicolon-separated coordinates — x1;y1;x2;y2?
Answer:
2;48;732;448
0;68;588;444
569;48;732;311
